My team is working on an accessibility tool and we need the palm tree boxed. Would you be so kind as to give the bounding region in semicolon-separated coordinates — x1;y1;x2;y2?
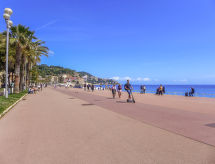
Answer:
10;25;30;93
25;40;49;87
1;25;49;92
0;33;6;72
19;30;37;91
0;32;16;87
10;25;49;92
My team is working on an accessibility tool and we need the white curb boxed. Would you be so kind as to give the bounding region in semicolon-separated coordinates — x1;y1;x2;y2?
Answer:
0;93;28;119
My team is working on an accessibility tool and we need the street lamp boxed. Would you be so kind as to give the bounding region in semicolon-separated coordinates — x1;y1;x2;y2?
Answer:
3;8;13;98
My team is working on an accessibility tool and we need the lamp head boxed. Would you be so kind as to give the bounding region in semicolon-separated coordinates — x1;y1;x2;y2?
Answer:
4;8;13;16
8;20;13;28
3;13;10;20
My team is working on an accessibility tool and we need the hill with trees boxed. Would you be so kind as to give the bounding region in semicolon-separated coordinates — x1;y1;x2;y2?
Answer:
37;65;75;77
36;64;117;84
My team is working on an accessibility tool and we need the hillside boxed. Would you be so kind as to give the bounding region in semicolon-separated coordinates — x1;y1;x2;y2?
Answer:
37;65;75;77
37;64;117;84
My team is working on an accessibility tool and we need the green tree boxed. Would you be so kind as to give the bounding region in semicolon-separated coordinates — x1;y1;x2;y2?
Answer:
0;24;50;92
10;25;31;93
30;66;39;84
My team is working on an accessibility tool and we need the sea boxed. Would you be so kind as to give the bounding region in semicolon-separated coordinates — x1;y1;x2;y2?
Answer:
96;85;215;98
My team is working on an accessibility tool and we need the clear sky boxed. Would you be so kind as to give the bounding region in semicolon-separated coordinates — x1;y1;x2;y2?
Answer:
1;0;215;84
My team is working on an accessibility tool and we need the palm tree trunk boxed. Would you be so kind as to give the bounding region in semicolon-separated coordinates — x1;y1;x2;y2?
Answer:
19;62;23;91
25;63;27;88
8;73;11;88
14;46;22;93
26;62;31;88
19;54;26;91
12;72;14;83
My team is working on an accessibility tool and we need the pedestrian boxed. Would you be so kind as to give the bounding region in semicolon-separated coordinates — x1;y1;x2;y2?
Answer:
87;84;90;91
112;84;117;98
162;86;165;94
91;84;94;92
158;85;163;95
84;83;87;91
143;85;146;93
156;87;159;95
140;85;146;94
140;85;143;94
117;84;122;98
189;87;195;96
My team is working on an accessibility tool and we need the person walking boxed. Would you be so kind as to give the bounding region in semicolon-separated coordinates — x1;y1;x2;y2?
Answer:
87;84;90;91
162;86;165;94
140;85;143;94
91;84;95;92
140;85;146;94
143;85;146;94
117;84;122;98
112;84;117;98
158;85;163;95
84;83;87;91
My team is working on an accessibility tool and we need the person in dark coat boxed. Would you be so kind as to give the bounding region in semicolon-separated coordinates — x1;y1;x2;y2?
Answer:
91;84;94;92
189;87;195;96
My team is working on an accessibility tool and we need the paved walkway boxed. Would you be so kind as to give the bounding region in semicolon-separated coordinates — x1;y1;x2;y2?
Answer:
0;87;215;164
56;88;215;147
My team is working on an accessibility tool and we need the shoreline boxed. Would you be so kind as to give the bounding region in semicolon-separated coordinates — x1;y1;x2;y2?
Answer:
94;85;215;99
93;88;215;100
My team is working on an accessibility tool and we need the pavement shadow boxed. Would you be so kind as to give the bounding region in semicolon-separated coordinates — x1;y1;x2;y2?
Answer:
82;103;95;106
205;123;215;128
116;101;127;103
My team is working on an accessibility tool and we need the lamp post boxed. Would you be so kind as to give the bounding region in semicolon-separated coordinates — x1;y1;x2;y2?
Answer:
3;8;13;98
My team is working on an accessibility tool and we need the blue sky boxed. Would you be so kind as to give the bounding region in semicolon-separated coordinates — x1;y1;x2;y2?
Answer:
1;0;215;84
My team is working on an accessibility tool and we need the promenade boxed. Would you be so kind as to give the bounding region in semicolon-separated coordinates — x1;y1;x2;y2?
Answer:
0;87;215;164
